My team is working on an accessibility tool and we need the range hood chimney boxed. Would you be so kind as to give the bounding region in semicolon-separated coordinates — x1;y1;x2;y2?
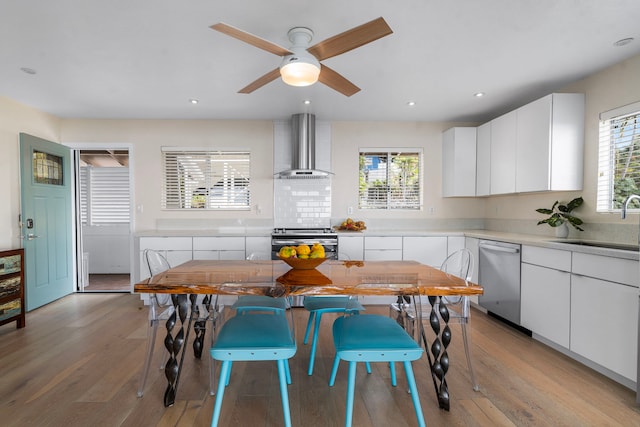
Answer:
277;113;331;178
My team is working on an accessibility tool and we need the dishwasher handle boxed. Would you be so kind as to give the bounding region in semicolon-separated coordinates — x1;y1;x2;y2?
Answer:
479;242;520;254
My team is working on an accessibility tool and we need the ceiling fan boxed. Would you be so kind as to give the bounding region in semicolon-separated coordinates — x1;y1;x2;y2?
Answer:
210;17;393;97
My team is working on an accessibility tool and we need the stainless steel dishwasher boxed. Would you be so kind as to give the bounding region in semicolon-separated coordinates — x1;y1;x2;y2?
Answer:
478;240;522;325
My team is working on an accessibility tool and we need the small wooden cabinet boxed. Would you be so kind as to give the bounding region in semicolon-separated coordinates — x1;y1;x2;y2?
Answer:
0;248;25;329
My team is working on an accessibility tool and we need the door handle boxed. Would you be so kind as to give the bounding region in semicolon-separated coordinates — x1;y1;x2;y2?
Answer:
479;243;520;254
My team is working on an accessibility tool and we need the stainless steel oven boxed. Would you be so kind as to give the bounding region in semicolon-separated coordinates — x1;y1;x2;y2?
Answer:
271;228;338;260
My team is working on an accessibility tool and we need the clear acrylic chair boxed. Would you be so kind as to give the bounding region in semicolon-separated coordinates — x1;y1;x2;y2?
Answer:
390;248;479;391
137;249;220;397
210;283;296;427
329;284;426;427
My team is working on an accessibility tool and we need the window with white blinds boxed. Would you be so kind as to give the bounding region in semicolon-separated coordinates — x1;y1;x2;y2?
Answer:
597;101;640;212
358;150;422;210
162;148;251;210
79;166;130;224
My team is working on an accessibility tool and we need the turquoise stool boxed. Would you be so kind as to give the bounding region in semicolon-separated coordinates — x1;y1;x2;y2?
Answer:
329;313;426;427
232;295;288;313
210;312;297;427
303;296;365;375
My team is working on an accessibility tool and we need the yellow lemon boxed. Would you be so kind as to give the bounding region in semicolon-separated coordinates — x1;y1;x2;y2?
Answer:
296;244;311;256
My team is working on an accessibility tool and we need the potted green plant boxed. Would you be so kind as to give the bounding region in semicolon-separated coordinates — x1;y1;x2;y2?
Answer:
536;197;584;237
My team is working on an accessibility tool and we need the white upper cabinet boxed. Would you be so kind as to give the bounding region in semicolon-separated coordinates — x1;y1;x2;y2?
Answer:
475;122;491;196
489;110;518;195
515;93;585;193
442;127;477;197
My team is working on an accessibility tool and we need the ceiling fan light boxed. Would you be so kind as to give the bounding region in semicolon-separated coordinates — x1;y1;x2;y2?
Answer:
280;55;320;87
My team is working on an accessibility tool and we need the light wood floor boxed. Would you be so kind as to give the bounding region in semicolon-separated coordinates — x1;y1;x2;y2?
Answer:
85;274;131;292
0;293;639;427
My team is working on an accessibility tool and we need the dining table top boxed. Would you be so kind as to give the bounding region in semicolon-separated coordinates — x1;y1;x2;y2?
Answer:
134;259;483;297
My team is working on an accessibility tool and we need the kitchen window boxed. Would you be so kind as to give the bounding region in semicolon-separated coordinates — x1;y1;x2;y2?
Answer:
358;149;422;210
162;148;251;210
597;101;640;212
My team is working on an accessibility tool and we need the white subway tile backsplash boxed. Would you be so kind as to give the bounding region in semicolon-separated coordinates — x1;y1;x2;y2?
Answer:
274;178;332;228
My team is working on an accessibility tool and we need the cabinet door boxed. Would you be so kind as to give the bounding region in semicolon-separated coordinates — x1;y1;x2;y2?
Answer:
338;235;364;260
516;95;552;193
442;127;477;197
476;122;491;196
403;236;447;267
245;236;271;259
447;236;465;256
490;110;517;195
364;249;403;261
571;274;638;381
364;236;402;260
521;263;570;348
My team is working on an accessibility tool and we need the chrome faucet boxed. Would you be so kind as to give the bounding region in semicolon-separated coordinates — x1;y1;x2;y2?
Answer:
622;194;640;219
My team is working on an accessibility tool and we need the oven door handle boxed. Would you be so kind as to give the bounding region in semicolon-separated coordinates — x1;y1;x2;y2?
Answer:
272;239;338;246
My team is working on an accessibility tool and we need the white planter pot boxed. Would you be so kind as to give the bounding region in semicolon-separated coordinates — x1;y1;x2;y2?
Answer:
555;223;569;238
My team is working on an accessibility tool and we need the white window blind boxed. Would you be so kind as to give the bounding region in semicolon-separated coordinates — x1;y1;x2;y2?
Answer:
162;148;251;210
79;166;130;224
597;101;640;212
358;150;422;210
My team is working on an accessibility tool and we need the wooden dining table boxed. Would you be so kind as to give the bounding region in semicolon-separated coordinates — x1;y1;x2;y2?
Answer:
134;259;483;409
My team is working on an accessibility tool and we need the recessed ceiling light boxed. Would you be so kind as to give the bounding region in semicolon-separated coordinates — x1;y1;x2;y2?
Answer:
303;100;311;105
614;37;634;47
20;67;36;75
474;92;485;98
189;99;199;104
407;101;416;106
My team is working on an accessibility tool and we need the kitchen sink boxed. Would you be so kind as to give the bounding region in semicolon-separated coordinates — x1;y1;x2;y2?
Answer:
549;240;639;252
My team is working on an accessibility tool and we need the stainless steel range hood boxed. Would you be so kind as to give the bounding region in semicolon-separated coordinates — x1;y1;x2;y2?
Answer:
277;113;332;178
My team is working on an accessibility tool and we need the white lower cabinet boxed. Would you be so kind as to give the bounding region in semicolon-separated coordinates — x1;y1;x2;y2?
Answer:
521;263;571;348
193;237;246;261
447;236;465;256
402;236;448;267
570;274;638;381
519;245;639;385
362;236;402;304
520;246;572;347
245;236;271;259
364;236;403;261
338;235;364;260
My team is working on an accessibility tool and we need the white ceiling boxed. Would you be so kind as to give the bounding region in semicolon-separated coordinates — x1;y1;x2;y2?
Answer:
1;1;639;123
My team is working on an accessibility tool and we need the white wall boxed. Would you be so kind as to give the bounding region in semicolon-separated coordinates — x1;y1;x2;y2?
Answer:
0;96;61;250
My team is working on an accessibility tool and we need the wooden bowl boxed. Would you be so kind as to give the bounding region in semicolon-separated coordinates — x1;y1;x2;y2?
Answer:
278;256;327;270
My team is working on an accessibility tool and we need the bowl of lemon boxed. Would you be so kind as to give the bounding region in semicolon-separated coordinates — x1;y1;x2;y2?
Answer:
277;243;326;270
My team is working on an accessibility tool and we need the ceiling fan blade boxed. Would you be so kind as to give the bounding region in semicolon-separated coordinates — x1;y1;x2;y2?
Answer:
318;64;360;97
211;23;292;57
238;68;281;94
307;17;393;61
